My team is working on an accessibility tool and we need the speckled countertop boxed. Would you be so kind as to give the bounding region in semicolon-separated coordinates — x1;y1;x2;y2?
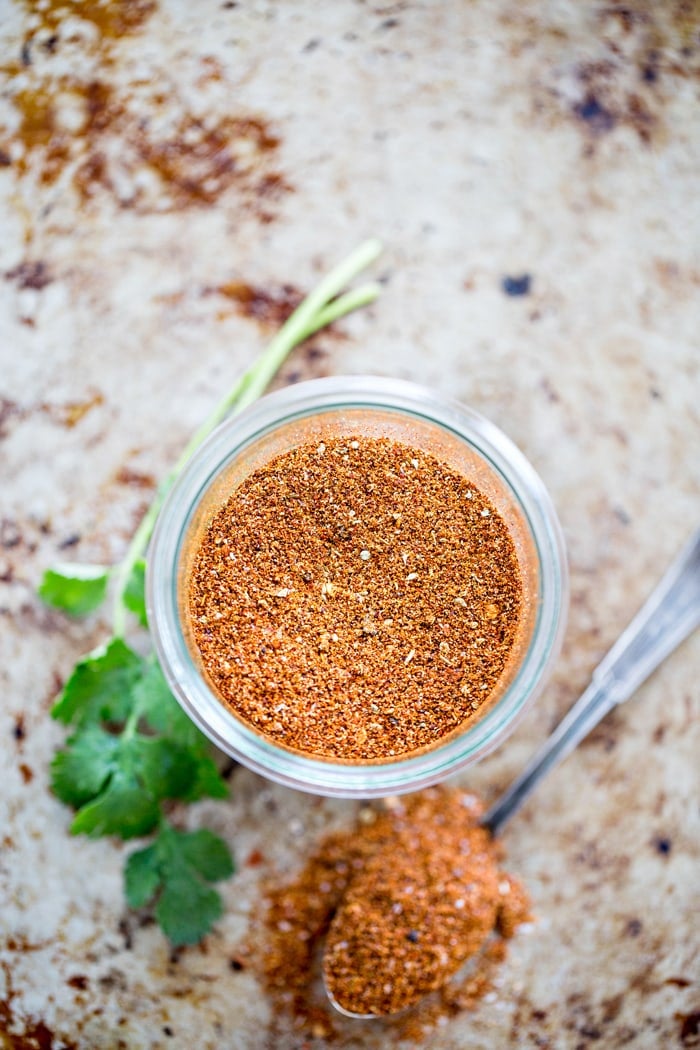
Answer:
1;2;699;1048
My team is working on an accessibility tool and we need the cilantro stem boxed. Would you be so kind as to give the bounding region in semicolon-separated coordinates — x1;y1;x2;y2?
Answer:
297;282;381;341
122;701;141;741
111;240;382;635
227;240;383;417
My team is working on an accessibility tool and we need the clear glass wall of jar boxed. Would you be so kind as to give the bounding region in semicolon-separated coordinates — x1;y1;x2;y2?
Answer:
147;376;568;798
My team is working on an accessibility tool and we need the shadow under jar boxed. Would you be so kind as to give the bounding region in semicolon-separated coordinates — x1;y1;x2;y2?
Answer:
147;376;568;798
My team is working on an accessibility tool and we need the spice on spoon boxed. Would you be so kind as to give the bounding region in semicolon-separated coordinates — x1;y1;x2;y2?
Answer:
323;788;530;1017
188;436;523;760
257;787;530;1040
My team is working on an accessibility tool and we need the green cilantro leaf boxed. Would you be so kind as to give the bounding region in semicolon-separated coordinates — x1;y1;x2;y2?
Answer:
184;755;229;802
51;725;121;807
53;730;199;840
71;765;162;839
133;661;228;801
176;828;234;882
133;735;198;800
52;638;143;728
134;659;200;745
124;843;160;908
124;823;234;945
157;868;223;947
39;563;110;617
123;558;148;627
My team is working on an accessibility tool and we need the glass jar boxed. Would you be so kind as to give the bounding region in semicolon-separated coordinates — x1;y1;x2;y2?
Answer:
147;376;568;798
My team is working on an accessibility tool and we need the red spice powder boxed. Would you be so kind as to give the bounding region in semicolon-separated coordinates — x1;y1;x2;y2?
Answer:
188;436;523;760
256;787;531;1043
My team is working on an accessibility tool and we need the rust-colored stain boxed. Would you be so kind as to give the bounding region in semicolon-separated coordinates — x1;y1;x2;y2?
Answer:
41;391;105;429
245;848;265;867
131;114;287;210
18;763;34;785
17;0;156;43
0;961;78;1050
1;3;290;216
66;975;89;991
203;280;303;326
4;261;53;290
114;466;156;489
2;74;289;214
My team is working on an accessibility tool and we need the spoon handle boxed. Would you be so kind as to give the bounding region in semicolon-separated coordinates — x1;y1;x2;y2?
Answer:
484;527;700;837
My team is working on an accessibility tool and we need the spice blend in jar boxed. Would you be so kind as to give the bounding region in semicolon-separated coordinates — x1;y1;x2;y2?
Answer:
188;436;523;760
257;787;531;1041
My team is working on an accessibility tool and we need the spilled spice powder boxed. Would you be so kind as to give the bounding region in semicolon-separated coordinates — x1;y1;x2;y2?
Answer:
188;436;522;760
257;787;531;1042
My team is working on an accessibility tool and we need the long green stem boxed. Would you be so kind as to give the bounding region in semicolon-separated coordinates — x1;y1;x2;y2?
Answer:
111;240;382;635
230;239;382;416
112;502;162;637
297;282;381;341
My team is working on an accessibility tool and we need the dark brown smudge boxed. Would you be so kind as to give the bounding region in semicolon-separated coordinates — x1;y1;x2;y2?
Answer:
678;1011;700;1045
18;762;34;784
67;975;89;991
202;281;303;326
114;466;156;489
0;399;26;440
4;261;53;290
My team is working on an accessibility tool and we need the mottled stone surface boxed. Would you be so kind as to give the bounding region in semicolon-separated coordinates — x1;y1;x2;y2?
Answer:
0;2;698;1048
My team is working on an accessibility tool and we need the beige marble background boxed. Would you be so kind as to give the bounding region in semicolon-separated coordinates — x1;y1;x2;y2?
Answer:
0;1;698;1047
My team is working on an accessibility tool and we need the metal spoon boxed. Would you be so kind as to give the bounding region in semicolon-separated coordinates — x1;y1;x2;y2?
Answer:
325;527;700;1018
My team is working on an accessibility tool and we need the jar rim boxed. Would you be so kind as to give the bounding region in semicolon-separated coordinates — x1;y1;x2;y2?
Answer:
147;375;568;797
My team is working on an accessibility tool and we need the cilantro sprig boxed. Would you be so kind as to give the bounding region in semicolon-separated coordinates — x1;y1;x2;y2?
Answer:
126;824;234;945
39;242;382;946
